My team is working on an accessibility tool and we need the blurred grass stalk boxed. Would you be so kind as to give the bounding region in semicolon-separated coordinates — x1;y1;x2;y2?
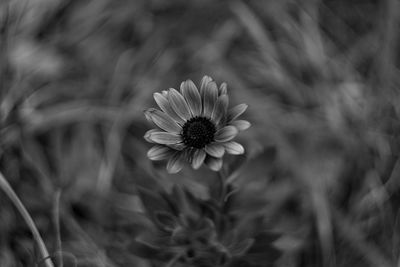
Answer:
0;171;55;267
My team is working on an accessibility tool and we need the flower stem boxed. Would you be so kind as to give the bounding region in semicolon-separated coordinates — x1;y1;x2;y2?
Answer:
0;171;54;267
218;169;228;204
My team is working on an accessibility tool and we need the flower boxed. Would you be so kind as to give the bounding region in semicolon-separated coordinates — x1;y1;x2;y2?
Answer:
144;75;250;173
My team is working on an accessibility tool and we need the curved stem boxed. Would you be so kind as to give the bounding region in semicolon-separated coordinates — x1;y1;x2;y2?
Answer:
0;171;54;267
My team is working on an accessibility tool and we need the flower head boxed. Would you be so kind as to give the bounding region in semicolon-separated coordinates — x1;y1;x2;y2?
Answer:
144;75;250;173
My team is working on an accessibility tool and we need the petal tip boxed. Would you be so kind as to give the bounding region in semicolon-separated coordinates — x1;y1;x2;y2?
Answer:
191;149;206;170
236;146;245;155
192;164;201;170
232;120;251;131
224;141;245;155
153;92;162;101
210;164;222;171
144;131;153;141
166;168;179;174
205;157;223;171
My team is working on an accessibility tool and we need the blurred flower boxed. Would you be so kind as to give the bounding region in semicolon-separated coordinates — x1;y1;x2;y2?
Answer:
144;76;250;173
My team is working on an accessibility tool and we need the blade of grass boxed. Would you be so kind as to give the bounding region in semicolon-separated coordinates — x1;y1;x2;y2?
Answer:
96;110;124;195
333;206;392;267
230;1;282;73
0;171;55;267
53;189;63;267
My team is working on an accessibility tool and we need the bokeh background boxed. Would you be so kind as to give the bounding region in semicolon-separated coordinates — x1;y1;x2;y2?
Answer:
1;0;400;266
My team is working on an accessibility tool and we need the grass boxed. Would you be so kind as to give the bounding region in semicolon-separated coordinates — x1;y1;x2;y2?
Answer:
0;0;399;266
0;171;54;267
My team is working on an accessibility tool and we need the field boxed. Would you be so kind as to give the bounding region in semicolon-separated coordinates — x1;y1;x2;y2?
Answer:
0;0;399;266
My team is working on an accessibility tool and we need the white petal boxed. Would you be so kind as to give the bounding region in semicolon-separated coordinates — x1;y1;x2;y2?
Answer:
145;108;182;133
205;143;225;158
181;80;202;116
168;88;192;121
153;93;185;124
144;129;159;143
224;141;244;155
203;81;218;118
214;126;238;142
147;145;174;160
167;143;186;151
191;149;206;169
146;131;182;145
205;156;223;171
230;120;251;131
144;110;153;122
219;82;227;95
161;90;168;97
227;104;248;122
211;95;229;125
200;75;213;99
167;152;185;173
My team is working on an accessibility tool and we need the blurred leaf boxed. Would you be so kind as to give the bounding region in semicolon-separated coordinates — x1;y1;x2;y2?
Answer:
170;184;190;215
154;211;177;232
229;231;282;267
136;186;170;218
229;238;254;257
128;239;173;261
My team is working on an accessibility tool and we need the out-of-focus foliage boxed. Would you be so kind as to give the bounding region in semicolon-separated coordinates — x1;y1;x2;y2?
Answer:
129;184;280;267
0;0;399;266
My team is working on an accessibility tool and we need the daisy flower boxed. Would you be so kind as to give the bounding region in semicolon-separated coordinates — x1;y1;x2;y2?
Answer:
144;75;250;173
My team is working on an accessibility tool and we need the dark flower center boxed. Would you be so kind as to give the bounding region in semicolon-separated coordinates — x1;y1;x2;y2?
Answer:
182;117;216;149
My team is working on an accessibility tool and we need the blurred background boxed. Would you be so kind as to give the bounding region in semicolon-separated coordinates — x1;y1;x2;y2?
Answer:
0;0;400;266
